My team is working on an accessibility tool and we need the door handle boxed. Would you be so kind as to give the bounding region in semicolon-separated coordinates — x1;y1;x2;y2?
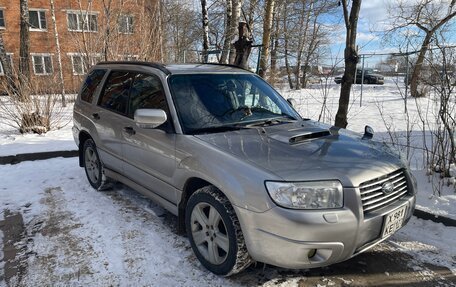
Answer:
92;113;100;120
123;126;136;135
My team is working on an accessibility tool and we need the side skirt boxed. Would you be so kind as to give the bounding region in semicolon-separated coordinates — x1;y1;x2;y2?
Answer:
104;168;179;216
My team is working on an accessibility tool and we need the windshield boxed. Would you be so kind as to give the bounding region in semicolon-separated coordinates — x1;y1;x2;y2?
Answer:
169;74;301;134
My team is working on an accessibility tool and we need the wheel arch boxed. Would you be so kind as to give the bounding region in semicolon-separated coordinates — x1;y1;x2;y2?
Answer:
177;177;223;234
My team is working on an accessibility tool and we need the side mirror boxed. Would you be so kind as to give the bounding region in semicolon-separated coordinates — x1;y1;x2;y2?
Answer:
362;125;374;140
287;98;297;107
134;109;167;129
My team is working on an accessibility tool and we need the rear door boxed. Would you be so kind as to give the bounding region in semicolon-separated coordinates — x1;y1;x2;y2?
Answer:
122;72;178;204
93;71;135;173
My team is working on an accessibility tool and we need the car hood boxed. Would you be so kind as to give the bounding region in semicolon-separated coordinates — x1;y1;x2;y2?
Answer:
194;120;405;187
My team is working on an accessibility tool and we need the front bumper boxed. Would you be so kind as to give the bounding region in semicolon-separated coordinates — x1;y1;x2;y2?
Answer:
235;191;415;269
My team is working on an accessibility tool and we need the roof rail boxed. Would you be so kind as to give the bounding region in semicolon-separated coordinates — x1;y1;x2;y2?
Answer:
96;61;171;75
193;62;250;72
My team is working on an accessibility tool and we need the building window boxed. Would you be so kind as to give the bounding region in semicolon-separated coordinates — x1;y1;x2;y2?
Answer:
0;10;5;29
118;15;134;34
0;54;13;76
71;55;85;75
67;11;98;32
29;10;47;31
32;54;53;75
69;53;102;75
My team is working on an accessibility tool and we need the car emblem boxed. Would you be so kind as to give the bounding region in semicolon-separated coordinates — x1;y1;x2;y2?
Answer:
382;181;395;194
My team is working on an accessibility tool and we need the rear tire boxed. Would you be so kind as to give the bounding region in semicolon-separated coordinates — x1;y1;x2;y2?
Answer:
82;139;110;190
185;186;253;276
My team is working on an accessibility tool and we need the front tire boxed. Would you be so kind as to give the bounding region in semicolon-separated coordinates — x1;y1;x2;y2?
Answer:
82;139;110;190
185;186;252;276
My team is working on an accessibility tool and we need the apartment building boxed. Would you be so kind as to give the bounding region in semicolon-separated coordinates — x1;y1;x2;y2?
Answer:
0;0;161;92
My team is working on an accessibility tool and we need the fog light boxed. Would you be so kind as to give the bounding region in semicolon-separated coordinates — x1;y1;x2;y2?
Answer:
307;249;317;259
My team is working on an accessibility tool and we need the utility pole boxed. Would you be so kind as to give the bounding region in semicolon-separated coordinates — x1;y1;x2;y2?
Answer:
360;54;365;107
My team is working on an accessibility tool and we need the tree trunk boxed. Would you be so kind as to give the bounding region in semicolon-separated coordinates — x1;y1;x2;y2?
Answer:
233;22;252;69
49;0;66;107
269;8;279;86
334;0;362;128
19;0;31;100
283;0;293;89
228;0;242;64
258;0;275;78
220;0;232;64
102;0;113;61
410;32;432;98
200;0;210;63
294;0;310;90
247;0;257;31
302;17;320;89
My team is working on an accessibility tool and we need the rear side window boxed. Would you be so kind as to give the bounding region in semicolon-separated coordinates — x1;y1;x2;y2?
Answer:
80;69;106;103
98;71;135;115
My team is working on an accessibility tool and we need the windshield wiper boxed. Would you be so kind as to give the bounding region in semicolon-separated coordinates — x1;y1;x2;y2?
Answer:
188;124;247;135
247;116;297;127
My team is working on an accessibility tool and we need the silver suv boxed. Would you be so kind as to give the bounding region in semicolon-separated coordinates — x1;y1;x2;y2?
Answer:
73;62;416;276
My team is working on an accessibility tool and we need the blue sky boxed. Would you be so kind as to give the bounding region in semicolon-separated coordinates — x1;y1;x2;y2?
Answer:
325;0;456;67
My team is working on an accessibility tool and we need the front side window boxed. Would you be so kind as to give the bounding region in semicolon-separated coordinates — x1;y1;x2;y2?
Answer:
118;15;134;34
0;10;5;28
169;74;300;134
80;69;106;103
32;54;53;75
128;73;168;117
67;12;98;32
98;71;134;114
29;10;47;30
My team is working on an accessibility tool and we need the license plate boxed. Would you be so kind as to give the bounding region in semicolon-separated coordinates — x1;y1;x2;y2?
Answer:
381;205;407;238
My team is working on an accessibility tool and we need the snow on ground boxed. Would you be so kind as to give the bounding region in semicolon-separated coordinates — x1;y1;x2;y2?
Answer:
0;96;76;156
0;157;455;286
0;157;242;286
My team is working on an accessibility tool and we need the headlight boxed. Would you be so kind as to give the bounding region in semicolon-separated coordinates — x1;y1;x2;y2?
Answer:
265;181;343;209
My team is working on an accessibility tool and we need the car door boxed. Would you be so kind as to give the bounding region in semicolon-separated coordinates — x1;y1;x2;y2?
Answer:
93;70;135;174
122;72;178;204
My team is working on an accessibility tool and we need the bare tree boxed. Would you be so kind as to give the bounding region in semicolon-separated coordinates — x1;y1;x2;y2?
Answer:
387;0;456;97
220;0;233;63
294;0;312;89
49;0;66;107
228;0;242;64
19;0;31;101
258;0;276;78
334;0;362;128
233;22;252;68
201;0;210;62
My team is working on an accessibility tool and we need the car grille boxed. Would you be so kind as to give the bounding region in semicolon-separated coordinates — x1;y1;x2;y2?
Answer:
359;169;408;214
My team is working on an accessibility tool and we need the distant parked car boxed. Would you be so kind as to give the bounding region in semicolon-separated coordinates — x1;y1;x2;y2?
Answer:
335;69;384;85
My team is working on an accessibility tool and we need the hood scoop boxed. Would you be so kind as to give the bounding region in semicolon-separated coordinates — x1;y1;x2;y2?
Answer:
268;127;332;145
288;130;331;144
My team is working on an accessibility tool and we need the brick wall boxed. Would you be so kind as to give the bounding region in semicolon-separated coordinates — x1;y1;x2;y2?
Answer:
0;0;160;93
